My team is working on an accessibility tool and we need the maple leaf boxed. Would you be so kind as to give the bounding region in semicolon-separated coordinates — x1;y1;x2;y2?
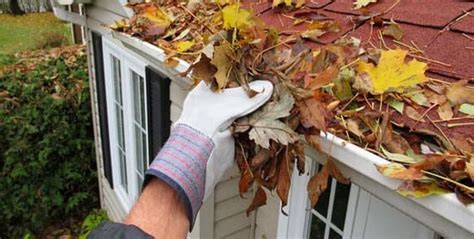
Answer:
189;55;217;84
222;4;252;31
353;0;377;9
357;49;427;95
247;84;299;149
211;43;234;90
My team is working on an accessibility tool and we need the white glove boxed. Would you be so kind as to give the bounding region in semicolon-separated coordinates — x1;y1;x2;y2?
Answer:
175;80;273;138
204;130;235;200
178;81;273;200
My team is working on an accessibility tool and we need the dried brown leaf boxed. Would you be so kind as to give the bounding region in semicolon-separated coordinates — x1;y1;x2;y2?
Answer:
246;186;267;216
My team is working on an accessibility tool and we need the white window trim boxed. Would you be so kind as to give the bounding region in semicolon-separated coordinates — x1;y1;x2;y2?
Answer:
102;38;147;211
278;154;359;239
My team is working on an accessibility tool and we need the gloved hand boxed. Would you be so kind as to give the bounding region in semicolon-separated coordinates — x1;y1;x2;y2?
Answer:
146;80;273;228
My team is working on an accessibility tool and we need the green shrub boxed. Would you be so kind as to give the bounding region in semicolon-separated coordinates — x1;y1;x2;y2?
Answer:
35;32;69;50
0;47;98;238
78;209;109;239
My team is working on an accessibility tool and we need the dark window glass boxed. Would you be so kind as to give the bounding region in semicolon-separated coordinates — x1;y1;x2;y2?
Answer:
309;214;326;239
331;182;351;230
314;178;332;216
329;229;342;239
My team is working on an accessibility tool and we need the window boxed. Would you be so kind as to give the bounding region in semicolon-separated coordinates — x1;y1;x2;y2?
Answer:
278;150;436;239
103;38;148;210
308;164;354;239
277;153;359;239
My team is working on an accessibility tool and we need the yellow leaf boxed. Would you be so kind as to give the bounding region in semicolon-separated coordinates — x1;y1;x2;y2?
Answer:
353;0;377;9
357;49;427;94
174;40;195;53
222;4;252;30
143;5;172;28
211;43;234;90
397;181;448;198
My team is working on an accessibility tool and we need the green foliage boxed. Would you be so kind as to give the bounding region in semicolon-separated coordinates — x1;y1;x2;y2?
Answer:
79;209;109;239
0;54;17;66
35;32;69;50
0;48;98;238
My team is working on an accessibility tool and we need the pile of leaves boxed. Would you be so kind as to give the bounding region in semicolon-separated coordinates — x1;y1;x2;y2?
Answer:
111;0;474;212
0;45;98;238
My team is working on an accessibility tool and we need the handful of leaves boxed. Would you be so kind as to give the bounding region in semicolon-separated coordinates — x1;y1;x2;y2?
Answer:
112;0;474;212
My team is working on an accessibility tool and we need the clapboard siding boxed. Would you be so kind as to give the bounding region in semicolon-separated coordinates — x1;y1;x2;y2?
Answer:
214;174;241;202
255;195;280;239
215;212;252;239
224;227;251;239
101;177;127;221
215;192;253;222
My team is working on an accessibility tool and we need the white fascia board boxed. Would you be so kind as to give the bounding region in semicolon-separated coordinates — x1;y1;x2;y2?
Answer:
51;0;86;26
110;31;474;238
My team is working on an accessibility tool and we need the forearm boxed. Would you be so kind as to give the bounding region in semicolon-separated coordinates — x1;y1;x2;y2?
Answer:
124;178;190;239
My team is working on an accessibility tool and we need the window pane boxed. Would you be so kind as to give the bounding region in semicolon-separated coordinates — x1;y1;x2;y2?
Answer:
142;131;148;170
115;105;125;150
331;182;351;230
119;150;128;193
132;72;141;124
309;214;326;239
135;125;143;175
314;177;332;217
112;56;122;105
139;75;146;127
329;229;342;239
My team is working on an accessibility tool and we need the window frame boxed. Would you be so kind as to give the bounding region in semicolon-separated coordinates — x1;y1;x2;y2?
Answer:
277;152;359;239
102;38;148;210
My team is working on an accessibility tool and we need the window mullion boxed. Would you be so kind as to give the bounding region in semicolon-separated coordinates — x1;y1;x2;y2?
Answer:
324;178;338;239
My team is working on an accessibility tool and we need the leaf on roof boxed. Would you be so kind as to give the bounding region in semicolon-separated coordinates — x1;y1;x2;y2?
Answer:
437;102;453;121
211;43;234;90
459;103;474;116
408;92;430;107
173;40;195;53
405;106;425;122
387;98;404;114
353;0;377;9
382;20;404;41
397;181;448;198
357;49;427;95
445;80;474;105
222;4;252;31
381;147;420;164
375;162;424;180
143;4;172;35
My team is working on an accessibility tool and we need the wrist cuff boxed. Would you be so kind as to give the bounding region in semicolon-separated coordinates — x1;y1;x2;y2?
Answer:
145;124;214;228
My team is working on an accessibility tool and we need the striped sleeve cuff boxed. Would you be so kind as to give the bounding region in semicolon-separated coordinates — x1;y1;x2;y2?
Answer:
145;124;214;228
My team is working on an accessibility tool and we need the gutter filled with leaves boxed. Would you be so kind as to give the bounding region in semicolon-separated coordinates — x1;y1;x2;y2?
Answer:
110;0;474;213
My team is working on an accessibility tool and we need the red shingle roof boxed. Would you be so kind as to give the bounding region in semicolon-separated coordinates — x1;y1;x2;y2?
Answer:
242;0;474;80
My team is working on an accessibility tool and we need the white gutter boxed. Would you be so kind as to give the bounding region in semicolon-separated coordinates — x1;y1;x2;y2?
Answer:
50;0;88;26
111;31;474;238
